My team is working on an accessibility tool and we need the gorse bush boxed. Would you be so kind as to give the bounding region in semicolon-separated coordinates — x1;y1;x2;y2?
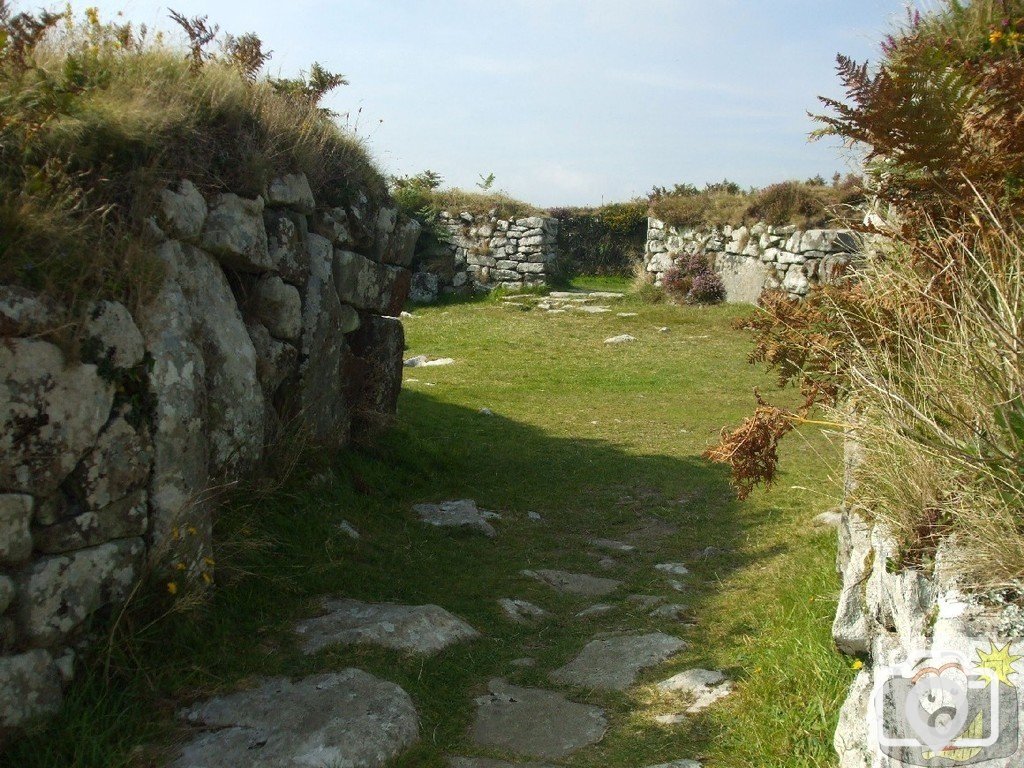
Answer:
707;0;1024;586
0;3;383;315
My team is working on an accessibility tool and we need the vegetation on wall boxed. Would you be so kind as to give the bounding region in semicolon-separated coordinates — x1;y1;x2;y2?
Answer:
706;0;1024;587
0;3;383;314
549;201;647;280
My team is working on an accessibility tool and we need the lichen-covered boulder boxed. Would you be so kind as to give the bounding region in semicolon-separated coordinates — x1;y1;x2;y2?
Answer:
0;285;57;337
264;209;309;286
380;218;422;267
83;300;146;371
313;207;354;248
409;272;439;304
157;180;207;242
0;494;33;566
68;408;152;510
33;491;148;555
251;276;301;341
348;315;404;434
201;194;271;272
246;322;298;401
0;650;62;730
15;538;145;647
266;173;315;214
333;250;410;315
0;339;114;495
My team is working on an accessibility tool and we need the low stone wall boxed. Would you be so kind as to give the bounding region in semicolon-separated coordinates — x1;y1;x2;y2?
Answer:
645;218;860;302
409;211;559;303
831;435;1024;766
0;173;419;732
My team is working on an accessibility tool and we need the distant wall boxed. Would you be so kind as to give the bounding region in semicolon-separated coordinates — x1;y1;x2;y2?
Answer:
0;172;418;733
645;218;861;302
409;211;559;303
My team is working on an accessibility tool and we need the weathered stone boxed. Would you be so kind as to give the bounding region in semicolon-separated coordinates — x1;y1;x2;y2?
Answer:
409;272;440;304
251;276;302;341
590;539;636;553
0;339;114;495
312;207;354;248
833;669;873;768
33;490;148;554
80;301;145;373
657;668;733;713
605;334;636;344
783;266;810;295
347;315;405;433
498;598;547;623
521;569;621;597
264;209;309;285
471;679;607;760
154;241;263;476
174;670;419;768
656;563;690;577
414;499;496;537
650;604;694;622
381;218;421;267
294;598;478;655
0;494;33;565
157;180;207;241
246;322;297;403
137;273;211;574
819;254;853;284
0;575;13;614
334;250;410;315
201;193;271;272
713;252;771;305
0;650;62;729
645;761;702;768
577;604;614;618
266;173;315;214
551;633;685;691
0;285;58;336
647;253;676;273
69;409;151;510
16;538;145;647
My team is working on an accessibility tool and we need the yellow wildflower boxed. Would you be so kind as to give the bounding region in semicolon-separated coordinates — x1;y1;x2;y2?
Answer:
852;659;864;670
203;557;216;567
990;29;1005;45
187;526;198;536
167;581;178;595
175;562;186;571
201;572;213;585
1010;32;1022;45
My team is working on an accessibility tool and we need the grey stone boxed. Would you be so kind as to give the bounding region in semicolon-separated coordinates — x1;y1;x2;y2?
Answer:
174;670;418;768
201;193;271;272
0;339;114;495
628;594;665;609
521;569;621;597
246;323;297;402
813;510;843;528
334;250;409;316
714;252;772;305
382;218;421;267
405;355;455;368
833;669;873;768
656;563;690;577
0;650;62;728
645;762;702;768
650;604;693;622
577;306;611;314
498;598;547;623
0;494;33;565
157;180;207;241
577;604;614;618
84;300;146;370
551;633;686;691
346;315;405;433
155;241;263;476
266;173;315;214
471;679;606;760
70;408;151;510
605;334;636;344
16;538;145;647
312;207;353;248
590;539;636;553
657;668;733;713
33;490;148;554
252;276;302;341
294;598;478;655
264;210;309;285
338;521;360;540
0;574;13;614
0;285;57;336
410;272;440;304
783;266;810;295
414;499;496;537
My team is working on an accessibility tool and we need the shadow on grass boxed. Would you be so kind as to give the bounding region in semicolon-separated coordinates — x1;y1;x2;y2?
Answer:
3;389;771;768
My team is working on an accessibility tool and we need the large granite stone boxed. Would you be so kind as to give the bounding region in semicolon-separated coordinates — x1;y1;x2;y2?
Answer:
0;494;33;566
551;633;687;691
266;173;315;214
174;670;419;768
470;679;607;760
521;569;621;597
294;598;479;655
157;179;207;241
334;249;410;315
201;193;271;272
347;315;405;435
414;500;497;537
0;650;62;729
69;408;151;511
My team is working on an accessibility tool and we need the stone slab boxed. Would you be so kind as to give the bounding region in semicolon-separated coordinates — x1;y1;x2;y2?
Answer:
551;633;686;691
414;499;497;537
521;569;621;597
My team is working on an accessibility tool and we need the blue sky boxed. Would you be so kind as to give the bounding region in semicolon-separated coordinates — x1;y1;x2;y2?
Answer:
76;0;910;206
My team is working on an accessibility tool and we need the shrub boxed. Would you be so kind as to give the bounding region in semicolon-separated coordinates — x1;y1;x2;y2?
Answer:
551;201;647;279
687;270;727;304
661;266;690;301
660;253;725;305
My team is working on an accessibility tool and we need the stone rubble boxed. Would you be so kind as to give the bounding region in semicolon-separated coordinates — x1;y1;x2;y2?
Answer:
414;499;498;537
657;668;734;713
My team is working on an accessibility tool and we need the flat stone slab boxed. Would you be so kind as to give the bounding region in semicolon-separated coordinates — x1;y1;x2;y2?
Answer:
657;668;734;713
656;563;690;576
173;669;418;768
590;538;636;553
404;355;455;368
294;598;478;655
550;632;687;691
605;334;636;344
449;759;557;768
577;604;614;618
521;569;621;597
498;598;547;623
650;604;694;622
471;679;607;760
414;499;497;537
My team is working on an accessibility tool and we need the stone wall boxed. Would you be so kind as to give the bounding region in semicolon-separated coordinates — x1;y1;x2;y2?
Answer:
831;435;1024;766
409;211;558;303
645;218;860;302
0;173;419;733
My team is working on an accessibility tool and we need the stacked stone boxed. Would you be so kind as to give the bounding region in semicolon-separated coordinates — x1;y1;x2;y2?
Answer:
645;217;860;302
0;173;419;733
409;211;559;303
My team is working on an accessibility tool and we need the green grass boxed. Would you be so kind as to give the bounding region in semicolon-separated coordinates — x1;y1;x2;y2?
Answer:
568;275;633;292
2;296;852;768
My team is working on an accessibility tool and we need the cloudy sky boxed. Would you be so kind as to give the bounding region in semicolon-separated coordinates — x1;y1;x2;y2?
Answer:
76;0;910;206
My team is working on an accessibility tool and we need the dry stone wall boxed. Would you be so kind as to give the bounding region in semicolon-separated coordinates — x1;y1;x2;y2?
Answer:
645;218;861;302
409;211;558;303
0;173;419;733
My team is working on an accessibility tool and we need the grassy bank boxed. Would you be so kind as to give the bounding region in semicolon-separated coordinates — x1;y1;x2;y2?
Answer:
4;295;851;768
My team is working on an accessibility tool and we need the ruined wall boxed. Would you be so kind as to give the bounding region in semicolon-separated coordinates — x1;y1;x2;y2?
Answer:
409;211;559;303
0;172;419;732
645;218;861;302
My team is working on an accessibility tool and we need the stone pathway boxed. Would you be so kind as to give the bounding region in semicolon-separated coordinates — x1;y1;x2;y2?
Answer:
172;493;732;767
